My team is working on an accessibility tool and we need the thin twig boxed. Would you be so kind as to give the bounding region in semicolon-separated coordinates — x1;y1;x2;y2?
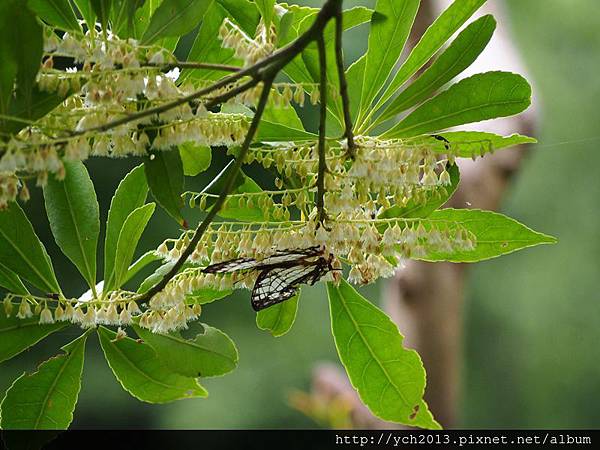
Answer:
135;77;275;305
316;35;329;227
146;61;241;72
334;9;356;159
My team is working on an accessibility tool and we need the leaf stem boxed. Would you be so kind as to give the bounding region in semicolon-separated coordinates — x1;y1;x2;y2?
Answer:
334;10;356;159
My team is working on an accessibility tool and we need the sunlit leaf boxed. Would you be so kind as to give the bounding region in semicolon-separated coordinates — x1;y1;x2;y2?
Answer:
327;280;440;429
144;150;185;226
256;292;299;337
98;327;207;403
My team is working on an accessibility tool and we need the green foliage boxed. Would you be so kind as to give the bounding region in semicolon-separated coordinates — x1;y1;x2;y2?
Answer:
418;209;557;263
0;263;28;295
256;292;299;337
28;0;81;32
142;0;214;44
112;203;156;289
104;165;149;291
379;163;460;220
144;150;185;226
90;0;112;31
180;144;212;176
358;0;419;120
413;132;537;157
0;312;65;363
383;71;532;138
371;0;487;115
327;280;440;429
377;14;497;125
98;327;208;403
0;331;89;429
0;202;60;293
43;161;100;291
133;324;238;377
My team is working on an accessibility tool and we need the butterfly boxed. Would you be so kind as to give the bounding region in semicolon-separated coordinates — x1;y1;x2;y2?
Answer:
202;246;334;311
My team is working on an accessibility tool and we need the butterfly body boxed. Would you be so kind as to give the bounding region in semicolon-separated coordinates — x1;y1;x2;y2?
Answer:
202;246;334;311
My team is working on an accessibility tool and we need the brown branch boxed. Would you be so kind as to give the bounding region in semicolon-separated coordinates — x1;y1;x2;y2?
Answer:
316;34;328;226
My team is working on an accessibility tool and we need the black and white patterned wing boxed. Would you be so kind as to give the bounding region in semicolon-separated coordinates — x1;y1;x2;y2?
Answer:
202;246;324;274
250;264;319;311
202;257;261;274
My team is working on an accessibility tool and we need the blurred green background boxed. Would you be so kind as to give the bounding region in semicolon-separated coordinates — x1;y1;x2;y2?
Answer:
1;0;599;429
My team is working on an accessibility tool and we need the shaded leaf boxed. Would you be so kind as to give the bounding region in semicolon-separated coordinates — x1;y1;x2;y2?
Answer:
90;0;112;30
134;323;238;377
144;150;185;225
0;311;65;364
123;251;162;286
0;202;60;293
256;120;316;141
98;326;207;403
255;0;275;31
0;263;28;295
0;331;89;429
327;280;440;429
43;161;99;290
256;291;299;337
186;288;233;305
216;0;260;35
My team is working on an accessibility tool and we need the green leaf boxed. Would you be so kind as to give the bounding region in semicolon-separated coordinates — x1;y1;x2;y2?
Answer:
0;311;66;364
28;0;81;31
141;0;214;44
90;0;112;30
256;292;299;337
181;2;240;83
133;323;238;378
417;209;557;263
112;203;156;290
137;260;176;294
0;331;89;429
6;86;68;135
255;0;275;31
72;0;95;30
43;161;100;290
104;164;148;289
0;202;60;293
144;150;185;226
111;0;146;38
186;288;233;305
0;0;43;131
216;0;260;35
377;14;496;126
379;163;460;220
358;0;419;120
262;96;305;130
409;131;537;158
345;55;366;123
383;71;532;138
327;280;440;429
256;120;316;142
123;251;162;286
98;326;207;403
180;144;212;176
373;0;487;113
0;263;28;295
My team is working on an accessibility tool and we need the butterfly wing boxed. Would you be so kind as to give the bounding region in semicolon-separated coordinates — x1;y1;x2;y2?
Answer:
202;246;324;274
250;259;331;311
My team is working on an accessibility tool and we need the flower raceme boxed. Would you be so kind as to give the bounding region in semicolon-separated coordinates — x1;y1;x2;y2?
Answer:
3;16;473;332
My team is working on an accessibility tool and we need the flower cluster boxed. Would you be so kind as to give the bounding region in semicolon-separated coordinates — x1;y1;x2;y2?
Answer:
2;290;202;333
219;18;276;66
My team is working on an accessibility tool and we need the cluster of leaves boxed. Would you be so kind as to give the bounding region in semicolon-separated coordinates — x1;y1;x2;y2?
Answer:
0;0;555;431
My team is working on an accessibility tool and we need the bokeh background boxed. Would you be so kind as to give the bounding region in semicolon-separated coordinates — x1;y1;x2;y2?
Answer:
1;0;599;429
